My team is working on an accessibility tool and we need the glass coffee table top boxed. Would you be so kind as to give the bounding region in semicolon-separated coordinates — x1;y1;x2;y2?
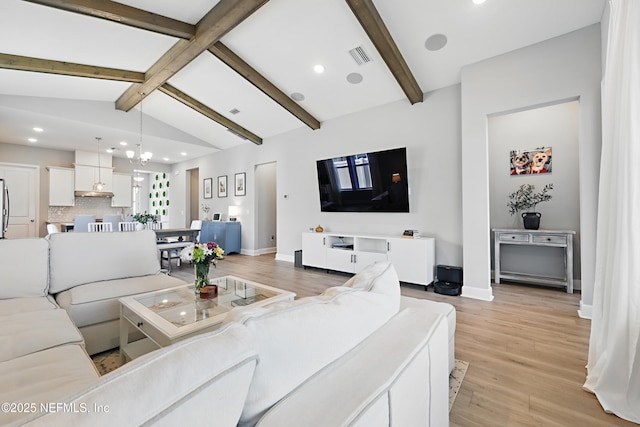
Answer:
133;276;286;328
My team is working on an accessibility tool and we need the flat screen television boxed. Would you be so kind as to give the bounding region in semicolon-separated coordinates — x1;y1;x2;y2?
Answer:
316;147;409;212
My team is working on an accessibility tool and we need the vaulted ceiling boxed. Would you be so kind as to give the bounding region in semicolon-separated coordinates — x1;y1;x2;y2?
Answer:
0;0;605;164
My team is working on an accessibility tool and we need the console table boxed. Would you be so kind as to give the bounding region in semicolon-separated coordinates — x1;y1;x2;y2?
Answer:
200;221;241;254
493;228;575;293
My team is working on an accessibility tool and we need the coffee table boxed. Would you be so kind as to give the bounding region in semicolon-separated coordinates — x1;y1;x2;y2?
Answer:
119;275;295;362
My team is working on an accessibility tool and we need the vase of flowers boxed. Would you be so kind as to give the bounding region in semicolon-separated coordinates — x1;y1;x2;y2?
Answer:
180;242;225;295
507;183;553;230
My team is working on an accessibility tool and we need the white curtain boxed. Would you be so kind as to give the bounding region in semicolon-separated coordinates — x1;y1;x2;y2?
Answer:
583;0;640;423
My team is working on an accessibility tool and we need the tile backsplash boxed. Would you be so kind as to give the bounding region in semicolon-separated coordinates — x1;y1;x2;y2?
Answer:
48;197;131;222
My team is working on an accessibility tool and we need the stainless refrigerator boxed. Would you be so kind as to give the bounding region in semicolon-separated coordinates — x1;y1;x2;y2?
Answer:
0;178;8;239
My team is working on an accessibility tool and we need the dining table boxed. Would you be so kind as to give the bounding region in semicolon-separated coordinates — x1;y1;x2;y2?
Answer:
154;228;200;242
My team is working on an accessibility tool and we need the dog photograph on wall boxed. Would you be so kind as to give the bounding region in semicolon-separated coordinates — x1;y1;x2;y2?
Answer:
510;147;552;175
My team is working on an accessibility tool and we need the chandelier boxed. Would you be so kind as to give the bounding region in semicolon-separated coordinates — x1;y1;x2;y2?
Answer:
126;92;152;166
93;137;106;191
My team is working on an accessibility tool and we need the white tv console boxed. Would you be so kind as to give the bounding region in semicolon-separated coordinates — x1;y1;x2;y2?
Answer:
302;232;435;286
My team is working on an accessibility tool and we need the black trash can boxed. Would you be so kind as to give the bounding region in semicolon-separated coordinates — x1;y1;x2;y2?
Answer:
294;250;303;268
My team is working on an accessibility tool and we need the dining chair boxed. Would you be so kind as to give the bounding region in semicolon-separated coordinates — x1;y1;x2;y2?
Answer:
160;220;201;271
145;222;162;230
73;215;96;233
46;223;60;235
118;221;137;232
88;222;113;232
102;215;121;232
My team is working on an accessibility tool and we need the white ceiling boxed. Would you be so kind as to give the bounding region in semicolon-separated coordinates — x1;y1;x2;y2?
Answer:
0;0;606;164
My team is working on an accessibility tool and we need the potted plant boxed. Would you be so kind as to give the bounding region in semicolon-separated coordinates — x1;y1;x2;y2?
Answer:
132;212;157;230
507;183;553;229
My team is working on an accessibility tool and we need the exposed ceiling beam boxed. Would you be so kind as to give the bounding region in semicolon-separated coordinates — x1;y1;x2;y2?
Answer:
22;0;195;39
0;53;145;82
115;0;270;112
345;0;423;104
208;42;321;131
159;83;262;145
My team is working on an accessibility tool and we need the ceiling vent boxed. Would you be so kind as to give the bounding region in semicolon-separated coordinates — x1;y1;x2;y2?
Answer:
227;128;248;140
349;46;373;65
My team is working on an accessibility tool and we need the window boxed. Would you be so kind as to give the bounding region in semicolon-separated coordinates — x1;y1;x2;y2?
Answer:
332;154;371;191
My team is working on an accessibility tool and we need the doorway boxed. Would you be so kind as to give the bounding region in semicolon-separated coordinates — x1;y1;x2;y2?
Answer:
254;162;277;254
188;168;199;225
0;163;38;238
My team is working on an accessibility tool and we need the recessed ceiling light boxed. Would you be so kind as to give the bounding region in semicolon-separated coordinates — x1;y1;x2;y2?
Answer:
120;141;128;146
106;148;114;153
291;92;305;102
180;152;187;156
33;127;43;132
472;0;486;4
425;34;448;51
313;64;325;74
163;157;170;162
346;73;363;84
28;138;37;143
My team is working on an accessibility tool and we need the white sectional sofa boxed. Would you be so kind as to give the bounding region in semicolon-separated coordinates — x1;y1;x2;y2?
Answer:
47;230;187;355
0;232;456;426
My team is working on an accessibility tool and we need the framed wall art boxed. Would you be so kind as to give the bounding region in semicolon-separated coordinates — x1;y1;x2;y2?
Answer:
510;147;552;175
235;172;246;196
203;178;212;199
218;175;227;198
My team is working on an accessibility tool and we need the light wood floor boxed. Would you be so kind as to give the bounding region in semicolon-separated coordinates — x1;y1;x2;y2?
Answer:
170;254;634;426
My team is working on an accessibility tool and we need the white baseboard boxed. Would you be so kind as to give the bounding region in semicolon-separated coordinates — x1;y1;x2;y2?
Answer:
240;247;276;256
461;285;494;301
578;301;592;319
275;253;294;263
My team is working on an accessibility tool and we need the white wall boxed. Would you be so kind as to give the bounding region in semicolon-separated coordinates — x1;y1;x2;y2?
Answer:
488;101;582;285
171;84;463;267
461;25;602;310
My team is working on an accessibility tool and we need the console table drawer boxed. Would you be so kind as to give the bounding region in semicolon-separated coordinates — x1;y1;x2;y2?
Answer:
499;233;529;242
532;234;567;245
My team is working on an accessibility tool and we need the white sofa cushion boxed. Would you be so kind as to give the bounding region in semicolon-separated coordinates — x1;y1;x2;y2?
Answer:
55;274;186;328
226;262;401;426
257;308;449;427
343;261;401;310
0;238;49;298
0;309;84;362
19;323;258;427
0;296;58;315
48;230;162;294
0;344;99;427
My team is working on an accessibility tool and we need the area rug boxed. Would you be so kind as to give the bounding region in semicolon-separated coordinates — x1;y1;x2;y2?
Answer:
449;359;469;411
93;350;467;410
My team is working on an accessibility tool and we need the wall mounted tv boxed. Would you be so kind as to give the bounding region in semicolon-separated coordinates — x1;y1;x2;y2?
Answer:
316;147;409;213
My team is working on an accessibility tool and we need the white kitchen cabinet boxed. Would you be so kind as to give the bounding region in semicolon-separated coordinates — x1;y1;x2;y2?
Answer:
111;173;132;207
74;165;113;192
48;167;75;206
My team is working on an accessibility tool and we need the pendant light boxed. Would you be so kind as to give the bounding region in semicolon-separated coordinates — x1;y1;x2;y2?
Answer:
93;137;106;191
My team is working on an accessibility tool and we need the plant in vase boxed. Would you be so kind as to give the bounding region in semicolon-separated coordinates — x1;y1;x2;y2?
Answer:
201;204;211;221
180;241;225;295
507;183;553;230
132;212;157;230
